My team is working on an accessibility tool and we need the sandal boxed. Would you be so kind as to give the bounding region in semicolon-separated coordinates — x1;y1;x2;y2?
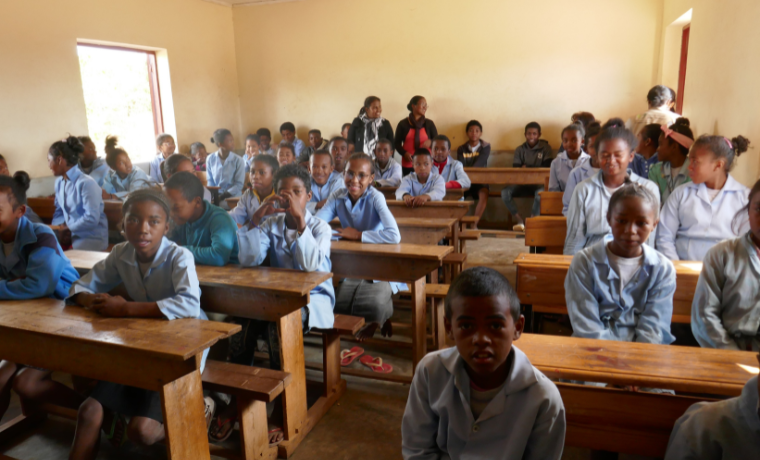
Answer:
268;427;284;446
209;414;236;443
204;396;216;433
340;347;364;367
102;413;127;448
359;355;393;374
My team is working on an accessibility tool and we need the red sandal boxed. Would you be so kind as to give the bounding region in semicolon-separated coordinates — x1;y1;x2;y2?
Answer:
359;355;393;374
340;347;364;366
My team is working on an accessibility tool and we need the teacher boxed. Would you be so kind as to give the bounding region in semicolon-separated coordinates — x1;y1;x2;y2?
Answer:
394;96;438;176
347;96;394;159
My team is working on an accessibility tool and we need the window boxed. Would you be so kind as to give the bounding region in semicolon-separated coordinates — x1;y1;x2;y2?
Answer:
77;44;164;163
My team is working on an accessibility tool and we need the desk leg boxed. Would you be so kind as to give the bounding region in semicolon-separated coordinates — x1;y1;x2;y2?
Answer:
411;277;427;372
160;368;210;460
452;221;460;254
278;310;307;443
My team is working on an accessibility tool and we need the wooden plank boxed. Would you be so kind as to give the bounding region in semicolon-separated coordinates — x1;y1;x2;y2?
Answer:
201;361;290;402
464;167;550;185
27;197;122;231
524;216;566;248
395;217;456;245
160;369;211;460
539;191;563;216
386;200;471;220
377;186;467;201
226;197;240;209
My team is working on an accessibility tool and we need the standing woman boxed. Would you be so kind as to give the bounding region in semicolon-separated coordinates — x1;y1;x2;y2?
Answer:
348;96;394;159
395;96;438;176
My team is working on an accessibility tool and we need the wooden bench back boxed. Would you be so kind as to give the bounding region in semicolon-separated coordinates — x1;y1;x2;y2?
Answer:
28;197;123;230
524;216;566;252
386;200;472;219
538;191;563;216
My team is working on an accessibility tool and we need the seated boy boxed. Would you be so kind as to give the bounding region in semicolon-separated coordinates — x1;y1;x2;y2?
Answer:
277;143;296;167
431;135;471;193
373;139;402;187
307;150;345;213
279;122;305;158
402;267;566;459
665;358;760;460
244;134;261;172
396;149;445;207
502;122;553;231
299;129;328;165
164;172;239;266
257;128;275;156
229;154;279;226
330;137;350;178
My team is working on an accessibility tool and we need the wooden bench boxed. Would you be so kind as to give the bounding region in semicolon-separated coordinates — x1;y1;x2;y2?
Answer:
202;361;291;460
460;215;479;230
524;216;566;253
442;252;466;282
514;253;702;324
310;314;365;398
464;167;551;187
386;201;472;252
425;284;449;350
538;191;563;216
394;217;458;246
458;229;481;253
27;197;124;232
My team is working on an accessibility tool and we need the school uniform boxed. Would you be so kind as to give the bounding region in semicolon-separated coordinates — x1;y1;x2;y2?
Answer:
101;166;154;199
68;237;207;422
24;207;42;224
168;200;240;266
79;158;110;187
375;157;403;187
562;159;597;216
228;188;275;226
281;138;306;157
691;233;760;351
149;153;170;184
237;211;335;330
297;139;329;163
396;173;446;201
307;171;346;214
432;156;471;190
402;346;566;460
243;154;256;173
316;186;402;325
52;165;108;251
656;176;749;261
648;159;692;206
631;153;659;179
548;151;591;192
206;151;246;209
565;238;676;344
0;216;79;300
261;146;275;156
564;170;660;255
456;141;491;200
664;376;760;460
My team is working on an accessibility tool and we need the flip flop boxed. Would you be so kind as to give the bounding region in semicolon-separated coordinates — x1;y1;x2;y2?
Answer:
340;347;365;367
209;414;236;443
359;355;393;374
102;413;127;448
268;427;283;446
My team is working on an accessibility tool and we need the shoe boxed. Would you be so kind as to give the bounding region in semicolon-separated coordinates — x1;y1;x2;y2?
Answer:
513;223;525;232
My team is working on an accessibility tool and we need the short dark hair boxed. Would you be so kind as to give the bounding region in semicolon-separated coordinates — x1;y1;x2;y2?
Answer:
123;188;171;220
466;120;482;132
211;129;233;146
155;133;174;148
77;135;93;145
311;149;333;165
245;134;260;144
413;148;432;158
164;171;204;202
347;153;375;174
273;163;311;193
596;125;638;152
162;153;192;180
190;142;206;154
561;121;585;139
376;138;393;150
252;154;280;174
0;172;31;209
329;137;348;150
280;122;296;133
342;123;352;131
525;122;541;134
308;129;321;136
571;112;596;129
432;135;451;150
444;267;521;321
607;183;660;223
584;121;602;148
278;143;296;157
49;136;84;166
640;124;662;149
256;128;271;139
647;85;673;107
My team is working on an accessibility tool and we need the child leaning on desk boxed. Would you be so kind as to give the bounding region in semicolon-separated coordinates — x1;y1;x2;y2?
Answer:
396;149;446;207
67;189;208;458
402;267;566;460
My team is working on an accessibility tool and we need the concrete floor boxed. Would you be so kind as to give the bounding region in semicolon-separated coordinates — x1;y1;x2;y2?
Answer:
0;237;652;460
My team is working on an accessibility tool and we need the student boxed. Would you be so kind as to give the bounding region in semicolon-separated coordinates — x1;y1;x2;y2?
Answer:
628;85;680;136
0;155;41;224
277;143;297;167
190;142;208;171
565;124;660;255
330;137;350;177
299;129;329;164
279;122;305;157
307;150;345;213
373;139;402;187
68;189;208;458
563;121;603;215
395;96;438;176
162;153;214;204
557;113;597;154
656;135;750;261
649;118;694;204
341;123;351;140
0;173;84;430
207;129;246;210
165;172;239;266
402;267;565;460
348;96;394;160
149;133;176;184
565;184;676;345
48;136;108;251
316;153;402;341
256;128;275;156
229;154;279;226
504;122;553;231
77;136;110;187
396;149;446;206
664;357;760;460
456;120;491;226
548;122;590;192
243;133;262;172
690;179;760;351
431;135;471;193
101;136;154;200
631;123;661;178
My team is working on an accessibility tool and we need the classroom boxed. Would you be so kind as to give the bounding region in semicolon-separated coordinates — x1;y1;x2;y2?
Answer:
1;0;759;459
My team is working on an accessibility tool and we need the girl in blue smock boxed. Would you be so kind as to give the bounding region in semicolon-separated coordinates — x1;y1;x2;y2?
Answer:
565;183;676;345
101;136;154;200
691;179;760;351
0;173;84;430
48;136;108;251
656;135;751;261
206;128;246;210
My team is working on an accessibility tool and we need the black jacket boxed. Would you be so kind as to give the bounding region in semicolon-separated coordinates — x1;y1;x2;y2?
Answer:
347;117;394;153
394;117;438;155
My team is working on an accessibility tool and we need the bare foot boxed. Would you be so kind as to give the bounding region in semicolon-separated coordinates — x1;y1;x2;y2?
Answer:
355;322;380;341
381;319;393;338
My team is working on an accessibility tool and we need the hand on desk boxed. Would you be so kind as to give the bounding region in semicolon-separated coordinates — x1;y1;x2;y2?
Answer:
403;194;431;208
75;293;130;317
334;227;361;241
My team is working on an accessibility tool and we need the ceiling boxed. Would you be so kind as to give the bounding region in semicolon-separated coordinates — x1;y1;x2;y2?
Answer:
202;0;303;6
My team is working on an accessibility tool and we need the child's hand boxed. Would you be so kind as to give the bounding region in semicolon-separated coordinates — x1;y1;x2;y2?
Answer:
334;227;361;241
248;196;285;229
279;190;307;232
403;153;413;164
315;198;328;210
101;189;111;200
403;194;414;207
412;195;431;207
73;292;102;310
421;139;432;149
90;295;130;317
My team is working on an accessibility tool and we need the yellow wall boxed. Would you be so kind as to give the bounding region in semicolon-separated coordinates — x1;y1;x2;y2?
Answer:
233;0;663;151
0;0;240;178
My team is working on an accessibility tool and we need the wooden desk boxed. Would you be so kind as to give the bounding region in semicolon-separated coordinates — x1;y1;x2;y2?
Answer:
27;197;123;231
395;217;457;245
464;167;551;186
376;186;468;202
0;297;239;460
226;197;240;209
329;241;452;372
514;253;702;323
524;216;566;252
387;200;472;251
66;250;334;458
538;191;563;216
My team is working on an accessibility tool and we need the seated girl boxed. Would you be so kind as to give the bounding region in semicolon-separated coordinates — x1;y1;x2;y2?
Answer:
161;153;213;203
277;143;297;167
563;121;602;215
77;136;110;187
548;122;590;192
631;123;661;178
691;179;760;351
48;136;108;251
564;125;660;255
656;135;750;261
229;154;279;226
307;150;345;213
565;184;676;345
317;153;402;341
101;136;155;200
67;189;207;458
0;173;83;426
0;155;41;223
190;142;208;171
649;118;694;205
